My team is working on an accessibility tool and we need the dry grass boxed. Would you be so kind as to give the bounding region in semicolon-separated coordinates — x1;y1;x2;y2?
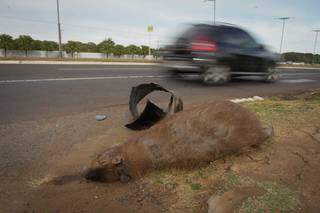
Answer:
140;90;320;212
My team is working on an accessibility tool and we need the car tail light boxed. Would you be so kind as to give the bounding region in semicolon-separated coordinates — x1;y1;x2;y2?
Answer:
191;35;218;52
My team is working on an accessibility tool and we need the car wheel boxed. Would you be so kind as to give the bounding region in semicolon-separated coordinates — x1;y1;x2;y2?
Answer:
264;68;279;83
203;65;231;85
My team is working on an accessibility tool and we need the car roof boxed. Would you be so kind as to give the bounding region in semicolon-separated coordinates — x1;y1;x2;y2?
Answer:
192;22;239;29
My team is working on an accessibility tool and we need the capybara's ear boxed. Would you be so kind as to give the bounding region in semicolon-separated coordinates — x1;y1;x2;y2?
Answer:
112;155;123;165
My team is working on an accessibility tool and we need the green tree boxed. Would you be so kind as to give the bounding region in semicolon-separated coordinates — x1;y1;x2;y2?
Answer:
282;52;320;64
125;45;141;58
98;38;115;58
113;44;125;57
141;45;149;56
64;41;82;58
41;40;58;57
77;42;87;52
32;40;43;50
85;42;97;52
41;40;59;51
0;34;14;57
14;35;34;56
151;48;160;58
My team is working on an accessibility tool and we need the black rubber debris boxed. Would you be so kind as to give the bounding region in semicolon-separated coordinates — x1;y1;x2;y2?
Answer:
125;99;167;130
125;83;183;130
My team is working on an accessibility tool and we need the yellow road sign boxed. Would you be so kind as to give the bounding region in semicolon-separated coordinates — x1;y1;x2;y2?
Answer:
147;25;154;33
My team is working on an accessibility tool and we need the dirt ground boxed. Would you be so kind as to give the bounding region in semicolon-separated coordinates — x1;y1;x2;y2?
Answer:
1;90;320;213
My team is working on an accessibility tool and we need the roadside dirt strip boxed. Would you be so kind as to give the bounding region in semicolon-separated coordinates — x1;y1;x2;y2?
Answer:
1;90;320;212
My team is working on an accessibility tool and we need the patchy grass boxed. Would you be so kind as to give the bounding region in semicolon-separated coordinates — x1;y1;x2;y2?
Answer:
240;181;301;213
224;170;240;188
141;90;320;212
190;183;202;190
243;99;317;120
308;91;320;100
242;91;320;138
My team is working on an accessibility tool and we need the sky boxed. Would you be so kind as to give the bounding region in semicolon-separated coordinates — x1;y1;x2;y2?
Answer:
0;0;319;53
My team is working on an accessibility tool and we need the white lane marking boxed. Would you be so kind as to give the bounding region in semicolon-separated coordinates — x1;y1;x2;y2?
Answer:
0;75;170;84
280;79;316;83
57;67;153;71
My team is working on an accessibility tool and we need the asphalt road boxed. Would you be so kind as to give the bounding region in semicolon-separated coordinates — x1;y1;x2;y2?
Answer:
1;64;320;124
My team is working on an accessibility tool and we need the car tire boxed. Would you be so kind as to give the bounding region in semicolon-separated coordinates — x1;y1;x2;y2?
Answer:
264;68;279;83
203;65;231;85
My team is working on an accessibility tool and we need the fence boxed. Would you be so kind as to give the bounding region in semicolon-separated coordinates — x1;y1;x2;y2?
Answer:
0;49;154;60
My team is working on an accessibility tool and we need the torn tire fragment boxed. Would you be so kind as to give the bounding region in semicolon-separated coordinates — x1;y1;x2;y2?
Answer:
125;100;166;130
126;83;183;130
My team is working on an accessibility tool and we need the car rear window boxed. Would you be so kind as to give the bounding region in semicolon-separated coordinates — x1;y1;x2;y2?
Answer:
178;25;217;40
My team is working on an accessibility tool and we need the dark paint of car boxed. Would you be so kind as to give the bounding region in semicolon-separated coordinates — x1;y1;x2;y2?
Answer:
161;23;280;84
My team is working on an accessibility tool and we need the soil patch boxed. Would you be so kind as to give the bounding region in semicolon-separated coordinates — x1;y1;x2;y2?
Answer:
13;89;320;212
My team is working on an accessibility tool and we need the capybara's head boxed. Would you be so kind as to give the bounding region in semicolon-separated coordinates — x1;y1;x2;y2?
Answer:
84;146;131;183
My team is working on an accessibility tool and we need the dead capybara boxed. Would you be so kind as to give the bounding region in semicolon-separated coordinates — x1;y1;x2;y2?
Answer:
85;101;271;183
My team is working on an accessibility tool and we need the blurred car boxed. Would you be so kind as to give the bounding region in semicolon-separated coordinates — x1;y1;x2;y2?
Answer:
161;23;280;84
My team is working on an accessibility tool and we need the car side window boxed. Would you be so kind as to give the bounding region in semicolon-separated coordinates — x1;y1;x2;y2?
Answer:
220;27;259;48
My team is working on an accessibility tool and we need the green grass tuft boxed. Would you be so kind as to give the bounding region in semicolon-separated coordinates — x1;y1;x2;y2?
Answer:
190;183;202;190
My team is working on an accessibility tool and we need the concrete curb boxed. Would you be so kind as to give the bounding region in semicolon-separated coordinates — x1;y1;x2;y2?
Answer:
277;66;320;70
0;60;159;66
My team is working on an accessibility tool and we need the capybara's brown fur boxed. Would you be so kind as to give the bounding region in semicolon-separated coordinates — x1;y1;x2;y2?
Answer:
85;101;271;182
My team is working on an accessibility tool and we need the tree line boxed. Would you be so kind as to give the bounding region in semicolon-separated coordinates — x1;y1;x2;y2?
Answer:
0;34;157;58
2;33;319;63
282;52;320;64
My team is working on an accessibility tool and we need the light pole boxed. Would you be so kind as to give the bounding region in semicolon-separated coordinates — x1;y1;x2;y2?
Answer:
147;25;154;57
313;30;320;64
56;0;63;58
276;17;293;54
205;0;216;24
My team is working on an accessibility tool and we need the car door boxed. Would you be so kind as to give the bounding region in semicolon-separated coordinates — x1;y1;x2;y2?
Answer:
218;27;263;73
